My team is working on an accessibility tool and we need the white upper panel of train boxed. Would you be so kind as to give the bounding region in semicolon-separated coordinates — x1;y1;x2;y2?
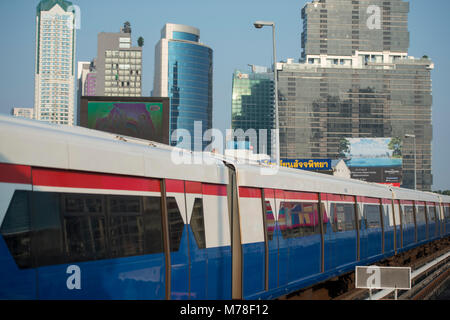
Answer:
0;115;228;185
235;162;393;199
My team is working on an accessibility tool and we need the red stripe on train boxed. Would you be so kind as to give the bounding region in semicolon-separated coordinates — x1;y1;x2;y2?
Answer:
0;163;32;184
203;183;227;196
166;179;184;193
32;168;161;192
322;193;355;202
239;187;261;198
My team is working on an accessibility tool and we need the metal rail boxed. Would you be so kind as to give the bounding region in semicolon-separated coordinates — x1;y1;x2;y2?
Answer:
366;251;450;300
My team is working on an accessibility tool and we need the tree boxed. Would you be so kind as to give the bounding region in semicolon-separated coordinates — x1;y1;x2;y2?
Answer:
434;190;450;196
338;138;350;159
137;36;144;47
123;21;131;33
388;137;402;158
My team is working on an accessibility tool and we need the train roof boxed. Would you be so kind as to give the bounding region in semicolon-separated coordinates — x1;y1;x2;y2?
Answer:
0;115;228;185
234;162;394;199
390;186;441;202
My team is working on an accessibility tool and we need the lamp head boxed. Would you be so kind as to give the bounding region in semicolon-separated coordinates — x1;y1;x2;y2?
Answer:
253;21;274;29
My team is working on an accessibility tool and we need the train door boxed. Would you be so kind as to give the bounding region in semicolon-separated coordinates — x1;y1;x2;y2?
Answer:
167;180;231;300
262;189;278;291
401;201;415;249
444;204;450;236
165;180;190;299
382;199;395;256
279;191;322;285
393;200;402;253
323;194;357;272
237;187;266;299
426;203;438;241
359;197;383;262
415;202;427;243
275;189;289;287
184;181;208;300
200;183;231;299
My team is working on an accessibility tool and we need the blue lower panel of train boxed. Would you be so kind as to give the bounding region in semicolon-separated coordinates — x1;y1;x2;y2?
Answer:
0;229;232;299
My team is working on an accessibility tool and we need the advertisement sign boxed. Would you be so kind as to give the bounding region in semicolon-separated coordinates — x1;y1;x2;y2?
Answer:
340;138;402;186
80;96;169;144
279;159;332;171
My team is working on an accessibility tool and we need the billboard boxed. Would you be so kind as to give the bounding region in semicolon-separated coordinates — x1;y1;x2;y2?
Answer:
80;97;169;144
340;138;402;186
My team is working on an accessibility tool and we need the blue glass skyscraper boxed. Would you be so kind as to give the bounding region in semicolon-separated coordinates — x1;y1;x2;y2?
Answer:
153;24;213;151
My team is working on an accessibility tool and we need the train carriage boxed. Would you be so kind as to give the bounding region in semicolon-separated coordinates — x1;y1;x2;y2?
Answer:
0;115;449;300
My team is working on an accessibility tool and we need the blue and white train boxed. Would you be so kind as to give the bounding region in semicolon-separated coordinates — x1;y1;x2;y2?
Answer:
0;115;449;299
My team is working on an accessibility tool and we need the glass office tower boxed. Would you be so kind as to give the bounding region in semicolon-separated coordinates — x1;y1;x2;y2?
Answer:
231;66;274;156
277;0;434;191
301;0;410;59
153;23;213;151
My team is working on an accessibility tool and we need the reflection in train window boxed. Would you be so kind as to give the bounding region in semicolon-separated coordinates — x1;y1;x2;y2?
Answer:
0;190;165;269
363;204;381;229
190;198;206;249
279;202;320;239
331;203;355;232
108;195;144;258
34;192;65;266
142;197;164;254
167;197;184;252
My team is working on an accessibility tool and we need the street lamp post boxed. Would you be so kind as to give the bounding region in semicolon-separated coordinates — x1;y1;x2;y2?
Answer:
405;134;417;190
253;21;279;167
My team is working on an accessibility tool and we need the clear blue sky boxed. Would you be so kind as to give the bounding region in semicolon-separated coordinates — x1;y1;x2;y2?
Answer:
0;0;449;190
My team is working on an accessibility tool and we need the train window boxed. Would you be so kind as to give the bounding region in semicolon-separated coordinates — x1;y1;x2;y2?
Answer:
63;194;107;263
142;197;164;254
416;206;426;224
363;204;381;229
331;203;355;232
2;190;165;268
265;201;275;241
190;198;206;249
279;202;320;238
108;195;145;258
166;197;184;252
403;206;415;225
0;191;32;269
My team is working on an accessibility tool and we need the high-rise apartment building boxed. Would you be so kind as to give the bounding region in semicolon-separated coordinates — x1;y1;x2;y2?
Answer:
153;23;213;151
34;0;76;125
95;25;142;97
277;0;433;191
11;108;34;120
231;66;274;156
